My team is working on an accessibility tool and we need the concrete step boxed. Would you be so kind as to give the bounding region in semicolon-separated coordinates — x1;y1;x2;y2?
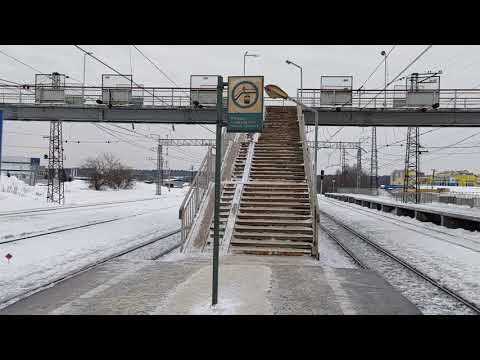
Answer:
237;213;312;220
236;218;312;226
239;207;311;215
235;225;313;234
239;201;311;208
241;196;310;203
231;239;313;249
244;183;308;188
233;231;313;242
241;191;309;197
230;246;311;256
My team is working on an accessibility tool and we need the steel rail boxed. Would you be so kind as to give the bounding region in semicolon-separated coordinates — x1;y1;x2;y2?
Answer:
0;204;178;245
320;196;480;251
0;197;161;218
318;223;368;269
319;210;480;314
0;227;183;309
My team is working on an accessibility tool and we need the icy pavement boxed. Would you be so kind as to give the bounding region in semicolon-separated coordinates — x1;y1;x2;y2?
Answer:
0;180;186;305
0;255;419;315
318;195;480;310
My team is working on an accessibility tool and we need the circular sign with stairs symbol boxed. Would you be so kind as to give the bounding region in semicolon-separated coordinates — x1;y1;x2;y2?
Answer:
232;81;259;109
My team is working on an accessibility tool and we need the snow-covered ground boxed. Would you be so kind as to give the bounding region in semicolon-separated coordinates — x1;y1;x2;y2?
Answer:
0;175;167;211
318;195;480;309
0;176;187;306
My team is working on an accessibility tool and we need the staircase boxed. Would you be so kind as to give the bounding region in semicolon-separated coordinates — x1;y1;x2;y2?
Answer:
229;106;314;256
206;141;251;248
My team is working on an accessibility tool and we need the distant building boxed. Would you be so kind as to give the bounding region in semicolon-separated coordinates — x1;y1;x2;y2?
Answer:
163;177;187;188
1;156;40;185
431;170;477;187
390;169;425;186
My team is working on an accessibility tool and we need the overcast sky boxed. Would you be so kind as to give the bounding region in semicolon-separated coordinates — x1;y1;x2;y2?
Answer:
2;45;480;175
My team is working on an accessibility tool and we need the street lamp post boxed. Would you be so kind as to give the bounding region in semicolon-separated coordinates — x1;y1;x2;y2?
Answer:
286;59;303;102
381;50;387;107
82;51;93;100
243;51;260;76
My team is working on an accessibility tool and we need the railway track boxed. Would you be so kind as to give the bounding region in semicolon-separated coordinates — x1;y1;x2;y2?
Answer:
0;197;162;218
319;210;480;315
0;227;183;310
320;196;480;253
0;204;178;245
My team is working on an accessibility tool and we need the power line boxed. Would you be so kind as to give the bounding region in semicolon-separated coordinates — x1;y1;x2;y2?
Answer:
361;45;433;109
131;45;215;135
0;48;43;73
132;45;182;87
74;45;169;106
358;45;396;90
0;48;84;84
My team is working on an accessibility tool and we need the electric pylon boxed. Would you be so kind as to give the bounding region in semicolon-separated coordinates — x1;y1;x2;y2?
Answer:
403;127;420;203
47;120;65;204
356;145;362;189
370;127;378;195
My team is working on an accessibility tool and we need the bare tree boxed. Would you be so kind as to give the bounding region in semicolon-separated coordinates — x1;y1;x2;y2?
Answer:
82;153;134;190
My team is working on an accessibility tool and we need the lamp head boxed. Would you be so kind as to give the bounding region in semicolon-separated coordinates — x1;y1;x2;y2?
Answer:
381;50;386;56
286;60;292;65
264;84;289;99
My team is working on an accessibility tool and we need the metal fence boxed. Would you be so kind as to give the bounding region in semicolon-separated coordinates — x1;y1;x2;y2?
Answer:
297;88;480;109
0;84;295;108
336;187;378;196
5;83;480;110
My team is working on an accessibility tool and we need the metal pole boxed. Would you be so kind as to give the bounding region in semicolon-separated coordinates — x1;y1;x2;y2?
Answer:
212;75;223;306
313;110;318;257
300;67;303;102
82;53;86;100
384;54;387;107
432;168;435;190
157;141;162;195
243;52;247;76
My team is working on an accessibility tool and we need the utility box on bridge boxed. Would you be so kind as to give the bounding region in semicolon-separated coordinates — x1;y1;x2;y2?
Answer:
405;72;440;107
320;76;353;106
102;74;133;106
35;73;66;104
393;84;407;108
190;75;218;106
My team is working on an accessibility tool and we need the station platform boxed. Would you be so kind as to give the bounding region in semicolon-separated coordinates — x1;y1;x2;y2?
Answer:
0;254;420;315
325;193;480;231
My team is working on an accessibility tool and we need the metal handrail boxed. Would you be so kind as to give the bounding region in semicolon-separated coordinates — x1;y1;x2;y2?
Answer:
178;130;239;246
178;146;214;243
4;83;480;108
297;105;320;258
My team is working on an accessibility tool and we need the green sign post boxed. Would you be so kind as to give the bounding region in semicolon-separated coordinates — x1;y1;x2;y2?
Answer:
227;76;264;133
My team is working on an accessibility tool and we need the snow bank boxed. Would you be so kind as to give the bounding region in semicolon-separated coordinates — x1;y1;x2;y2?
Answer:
0;175;43;199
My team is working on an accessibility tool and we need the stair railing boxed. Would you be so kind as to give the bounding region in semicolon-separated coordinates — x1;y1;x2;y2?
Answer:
297;105;320;258
179;129;243;251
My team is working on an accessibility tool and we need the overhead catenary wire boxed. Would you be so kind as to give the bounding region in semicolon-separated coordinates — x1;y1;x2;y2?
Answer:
74;45;170;106
361;45;433;109
358;45;396;90
131;45;215;135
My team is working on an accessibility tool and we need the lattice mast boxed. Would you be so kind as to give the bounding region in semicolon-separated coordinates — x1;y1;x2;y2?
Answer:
340;146;347;187
356;144;362;189
370;127;378;195
47;120;65;204
403;127;420;203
